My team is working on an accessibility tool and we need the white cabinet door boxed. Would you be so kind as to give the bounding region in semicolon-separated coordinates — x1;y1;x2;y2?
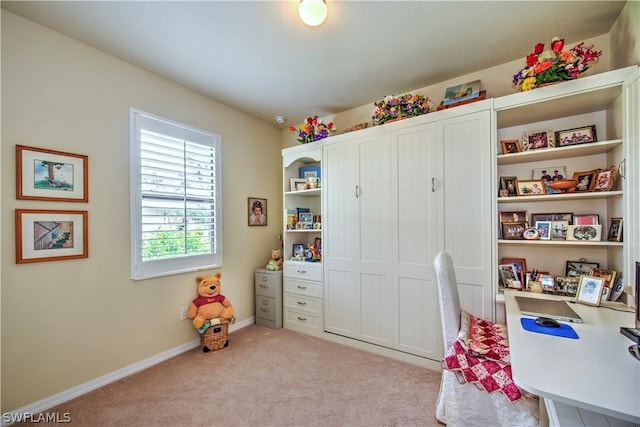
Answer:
624;68;640;287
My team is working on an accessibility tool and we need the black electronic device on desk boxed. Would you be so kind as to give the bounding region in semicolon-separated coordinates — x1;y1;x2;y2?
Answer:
621;261;640;361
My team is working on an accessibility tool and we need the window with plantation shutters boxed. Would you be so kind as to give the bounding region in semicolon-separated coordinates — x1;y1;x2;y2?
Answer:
130;109;222;280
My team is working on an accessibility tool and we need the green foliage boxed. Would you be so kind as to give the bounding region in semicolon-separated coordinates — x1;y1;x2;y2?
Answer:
142;229;211;261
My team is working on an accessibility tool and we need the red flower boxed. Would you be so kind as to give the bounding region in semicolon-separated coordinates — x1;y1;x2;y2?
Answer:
551;38;565;53
288;126;296;132
327;122;334;130
526;54;538;67
534;43;544;54
306;117;313;124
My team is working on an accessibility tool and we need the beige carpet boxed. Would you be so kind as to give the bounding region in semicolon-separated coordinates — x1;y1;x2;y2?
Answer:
20;325;443;426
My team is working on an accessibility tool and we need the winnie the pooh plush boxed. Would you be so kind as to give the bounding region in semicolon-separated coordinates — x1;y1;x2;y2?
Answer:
266;249;283;271
187;273;234;329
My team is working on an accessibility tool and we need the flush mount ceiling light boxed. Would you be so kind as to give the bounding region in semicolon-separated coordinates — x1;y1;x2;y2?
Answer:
298;0;328;27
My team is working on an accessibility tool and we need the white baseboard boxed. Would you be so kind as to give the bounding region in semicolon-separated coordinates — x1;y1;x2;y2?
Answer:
2;317;255;426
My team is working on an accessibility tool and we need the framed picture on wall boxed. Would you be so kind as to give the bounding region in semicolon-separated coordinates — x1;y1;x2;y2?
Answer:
248;197;267;226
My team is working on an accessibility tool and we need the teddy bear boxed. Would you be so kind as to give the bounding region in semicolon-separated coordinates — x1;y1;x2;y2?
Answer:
187;273;234;329
266;249;283;271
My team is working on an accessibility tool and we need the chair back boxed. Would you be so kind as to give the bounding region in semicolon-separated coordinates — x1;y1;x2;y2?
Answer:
433;251;462;353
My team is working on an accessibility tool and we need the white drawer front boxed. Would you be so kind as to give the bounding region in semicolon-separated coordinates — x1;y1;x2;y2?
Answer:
284;294;321;315
284;309;322;336
284;278;322;298
283;262;322;281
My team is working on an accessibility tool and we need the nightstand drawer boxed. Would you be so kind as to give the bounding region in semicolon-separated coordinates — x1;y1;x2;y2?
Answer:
284;309;322;336
284;294;321;315
283;261;322;281
284;278;322;298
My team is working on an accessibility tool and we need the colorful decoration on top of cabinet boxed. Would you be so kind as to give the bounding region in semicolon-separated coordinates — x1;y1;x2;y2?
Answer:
372;93;432;126
512;37;602;91
289;116;335;144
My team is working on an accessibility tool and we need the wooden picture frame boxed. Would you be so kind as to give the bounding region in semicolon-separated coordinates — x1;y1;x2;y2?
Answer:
588;268;618;290
522;129;554;151
566;260;600;278
515;180;546;196
16;145;88;202
499;210;527;223
567;224;602;241
593;166;616;191
555;125;597;147
569;170;598;192
531;166;566;183
575;275;605;306
531;212;573;223
499;264;522;289
501;257;527;282
15;209;88;263
556;276;580;296
500;139;522;154
248;197;267;226
501;222;527;240
500;176;518;197
607;217;623;242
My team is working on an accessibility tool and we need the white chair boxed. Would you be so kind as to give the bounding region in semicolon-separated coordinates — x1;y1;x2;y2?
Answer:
433;250;539;427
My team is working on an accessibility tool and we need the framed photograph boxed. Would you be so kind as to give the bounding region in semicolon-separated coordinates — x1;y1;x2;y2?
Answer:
15;209;88;263
575;275;605;306
515;180;546;196
522;129;554;151
443;80;480;106
16;145;88;202
298;212;313;223
290;178;307;192
341;122;368;134
299;165;321;179
499;210;527;223
501;222;527;240
556;276;580;296
535;221;552;240
501;258;527;281
573;214;599;225
500;139;522;155
500;176;518;197
531;166;566;183
522;227;539;240
569;170;598;192
499;264;522;289
531;212;573;223
292;243;305;259
566;260;600;278
550;220;569;240
607;217;623;242
593;167;616;191
588;268;618;290
539;274;556;291
555;125;597;147
567;224;602;241
248;197;267;226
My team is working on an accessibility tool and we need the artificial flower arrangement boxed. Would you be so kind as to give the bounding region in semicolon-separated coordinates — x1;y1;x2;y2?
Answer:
372;93;432;126
289;116;335;144
512;37;602;91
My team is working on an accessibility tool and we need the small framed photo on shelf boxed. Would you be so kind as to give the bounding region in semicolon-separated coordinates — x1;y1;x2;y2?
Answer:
569;170;598;192
575;275;605;306
531;212;573;223
499;176;518;197
499;210;527;223
292;243;305;259
607;217;623;242
535;221;552;240
501;258;527;282
522;129;554;151
515;180;546;196
566;260;600;278
573;214;599;225
556;276;580;296
566;224;602;241
555;125;597;147
500;139;522;154
299;165;321;179
593;167;616;191
550;220;569;240
588;268;618;290
290;178;307;192
298;212;314;223
539;274;556;292
532;166;566;182
501;222;527;240
499;264;522;289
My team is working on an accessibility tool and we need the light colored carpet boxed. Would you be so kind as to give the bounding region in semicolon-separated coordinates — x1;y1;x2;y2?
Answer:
21;325;443;426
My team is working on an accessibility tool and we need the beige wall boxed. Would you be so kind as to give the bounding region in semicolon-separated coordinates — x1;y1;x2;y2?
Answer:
1;10;283;411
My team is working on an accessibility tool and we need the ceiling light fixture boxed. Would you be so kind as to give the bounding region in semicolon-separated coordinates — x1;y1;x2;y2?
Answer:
298;0;328;27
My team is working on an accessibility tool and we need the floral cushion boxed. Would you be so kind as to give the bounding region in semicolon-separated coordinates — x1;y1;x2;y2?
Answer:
457;310;510;363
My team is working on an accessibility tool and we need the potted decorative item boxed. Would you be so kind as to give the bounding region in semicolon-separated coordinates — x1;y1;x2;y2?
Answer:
512;37;602;91
372;93;432;126
289;116;335;144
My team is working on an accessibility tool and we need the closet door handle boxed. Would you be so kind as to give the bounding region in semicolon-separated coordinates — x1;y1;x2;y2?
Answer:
355;185;360;198
431;177;435;192
618;159;626;179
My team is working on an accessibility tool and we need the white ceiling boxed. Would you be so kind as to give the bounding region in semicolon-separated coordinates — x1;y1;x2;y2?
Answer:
2;1;627;127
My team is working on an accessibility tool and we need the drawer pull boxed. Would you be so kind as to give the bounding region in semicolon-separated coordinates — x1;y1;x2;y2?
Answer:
261;276;268;281
260;284;268;288
262;300;269;305
260;307;270;313
296;270;307;274
297;316;307;321
297;301;307;306
297;285;307;290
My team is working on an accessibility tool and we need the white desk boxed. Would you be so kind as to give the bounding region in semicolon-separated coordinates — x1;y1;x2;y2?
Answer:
504;290;640;424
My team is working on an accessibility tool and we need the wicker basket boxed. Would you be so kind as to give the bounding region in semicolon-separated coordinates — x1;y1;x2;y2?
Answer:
200;320;229;353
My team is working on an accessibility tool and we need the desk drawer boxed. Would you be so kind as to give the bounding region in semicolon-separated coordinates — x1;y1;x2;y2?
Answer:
283;262;322;281
284;278;322;298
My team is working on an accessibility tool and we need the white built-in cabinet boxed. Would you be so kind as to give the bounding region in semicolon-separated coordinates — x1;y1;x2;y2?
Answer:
322;100;493;361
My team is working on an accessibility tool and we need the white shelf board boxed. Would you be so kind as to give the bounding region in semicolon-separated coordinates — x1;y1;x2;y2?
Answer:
497;140;622;165
498;191;622;203
498;239;623;248
284;188;321;197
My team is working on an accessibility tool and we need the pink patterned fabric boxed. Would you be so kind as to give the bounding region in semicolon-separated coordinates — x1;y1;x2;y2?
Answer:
442;311;523;403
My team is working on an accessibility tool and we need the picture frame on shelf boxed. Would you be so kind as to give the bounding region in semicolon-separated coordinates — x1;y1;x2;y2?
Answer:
299;165;321;179
569;170;598;192
501;258;527;282
555;125;597;147
566;224;601;241
499;176;518;197
15;209;88;263
298;212;314;223
607;217;623;242
500;139;522;154
550;220;569;240
341;122;368;134
575;275;605;306
531;166;566;183
248;197;267;226
16;145;89;202
593;166;616;191
539;274;556;292
290;178;307;192
501;221;527;240
522;228;539;240
443;80;481;106
499;210;527;224
588;268;618;290
499;264;522;289
292;243;305;259
515;180;546;196
556;276;580;296
531;212;573;224
522;129;554;151
535;221;552;240
566;260;600;278
573;214;599;225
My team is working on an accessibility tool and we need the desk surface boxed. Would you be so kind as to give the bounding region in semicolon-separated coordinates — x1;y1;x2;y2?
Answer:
504;290;640;423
